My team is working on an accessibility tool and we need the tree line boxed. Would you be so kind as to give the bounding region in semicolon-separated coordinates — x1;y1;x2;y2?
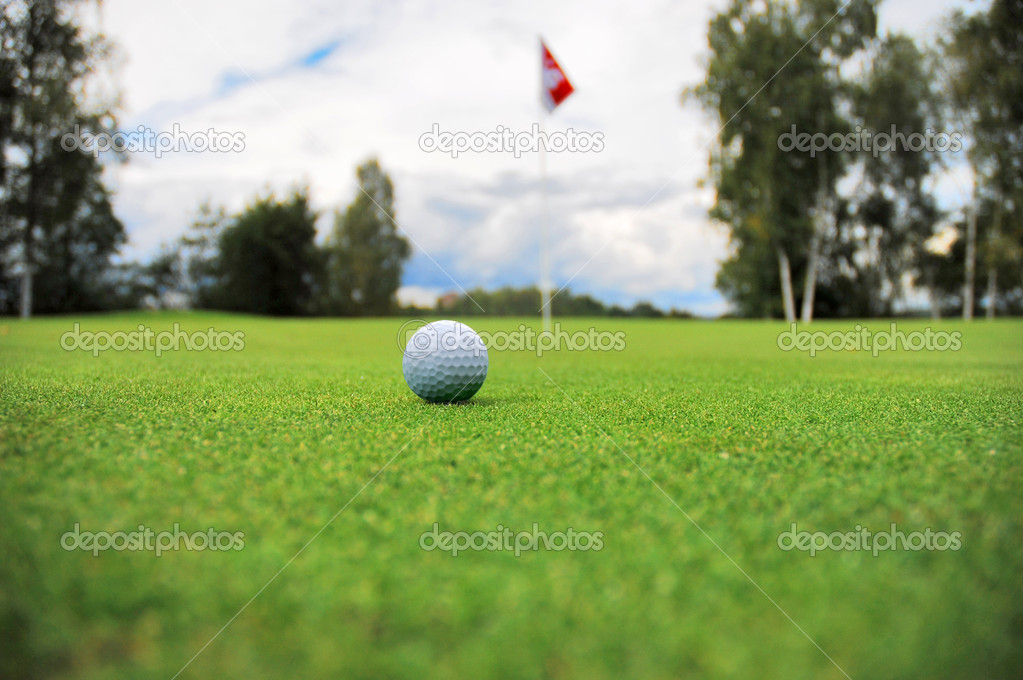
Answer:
430;287;693;318
137;159;410;316
690;0;1022;319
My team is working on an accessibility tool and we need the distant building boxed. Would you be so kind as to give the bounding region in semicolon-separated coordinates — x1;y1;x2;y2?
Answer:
437;292;459;310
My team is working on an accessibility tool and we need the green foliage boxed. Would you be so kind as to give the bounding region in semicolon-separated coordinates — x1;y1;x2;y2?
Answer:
927;199;1023;316
941;0;1023;310
690;0;877;318
166;161;409;318
823;33;944;317
0;0;126;314
179;202;228;309
324;159;410;316
212;189;322;316
945;0;1023;191
715;237;784;318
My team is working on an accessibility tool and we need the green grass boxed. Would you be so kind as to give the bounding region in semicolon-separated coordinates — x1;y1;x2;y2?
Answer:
1;313;1021;679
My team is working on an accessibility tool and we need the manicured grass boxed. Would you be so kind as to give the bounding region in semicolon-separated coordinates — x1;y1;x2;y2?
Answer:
1;313;1021;679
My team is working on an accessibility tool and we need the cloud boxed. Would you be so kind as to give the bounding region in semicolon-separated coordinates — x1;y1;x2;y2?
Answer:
396;285;443;309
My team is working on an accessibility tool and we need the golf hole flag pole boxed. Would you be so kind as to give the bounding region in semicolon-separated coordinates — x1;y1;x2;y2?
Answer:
539;37;574;333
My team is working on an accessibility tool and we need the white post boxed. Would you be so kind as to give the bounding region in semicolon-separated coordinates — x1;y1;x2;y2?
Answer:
539;117;551;333
964;180;977;321
20;270;32;319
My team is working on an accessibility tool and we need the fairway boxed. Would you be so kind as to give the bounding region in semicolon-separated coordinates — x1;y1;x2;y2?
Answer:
2;314;1022;679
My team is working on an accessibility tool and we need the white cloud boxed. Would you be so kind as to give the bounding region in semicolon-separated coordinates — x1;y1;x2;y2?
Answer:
396;285;443;309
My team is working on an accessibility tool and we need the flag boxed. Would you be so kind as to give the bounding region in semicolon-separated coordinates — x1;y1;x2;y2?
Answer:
541;39;574;113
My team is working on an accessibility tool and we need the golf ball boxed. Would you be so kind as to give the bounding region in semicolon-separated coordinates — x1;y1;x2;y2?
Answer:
402;320;488;403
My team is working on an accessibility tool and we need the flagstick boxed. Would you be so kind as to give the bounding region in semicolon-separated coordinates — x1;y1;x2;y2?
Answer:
540;116;552;334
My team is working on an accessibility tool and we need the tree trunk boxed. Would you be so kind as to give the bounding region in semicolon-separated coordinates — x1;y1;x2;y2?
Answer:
963;185;977;321
926;269;941;320
929;286;941;319
19;272;32;319
802;159;830;324
801;232;819;323
776;245;796;323
986;265;998;319
985;198;1002;320
20;38;40;319
20;151;37;319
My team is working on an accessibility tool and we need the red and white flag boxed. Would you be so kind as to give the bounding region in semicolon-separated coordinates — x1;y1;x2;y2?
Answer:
541;39;574;113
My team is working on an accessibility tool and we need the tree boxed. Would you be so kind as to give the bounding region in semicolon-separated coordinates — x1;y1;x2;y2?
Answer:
324;159;410;316
179;201;227;308
824;33;944;317
213;189;322;316
689;0;876;320
135;247;184;308
925;199;1023;317
943;0;1023;319
0;0;125;316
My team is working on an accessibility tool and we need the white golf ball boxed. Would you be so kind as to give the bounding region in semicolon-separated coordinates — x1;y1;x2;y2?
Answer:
402;320;488;403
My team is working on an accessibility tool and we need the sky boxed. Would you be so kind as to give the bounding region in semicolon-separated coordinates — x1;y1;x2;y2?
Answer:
83;0;975;316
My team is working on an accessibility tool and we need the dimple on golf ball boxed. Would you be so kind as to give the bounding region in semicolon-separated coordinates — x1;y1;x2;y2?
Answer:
402;320;488;403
